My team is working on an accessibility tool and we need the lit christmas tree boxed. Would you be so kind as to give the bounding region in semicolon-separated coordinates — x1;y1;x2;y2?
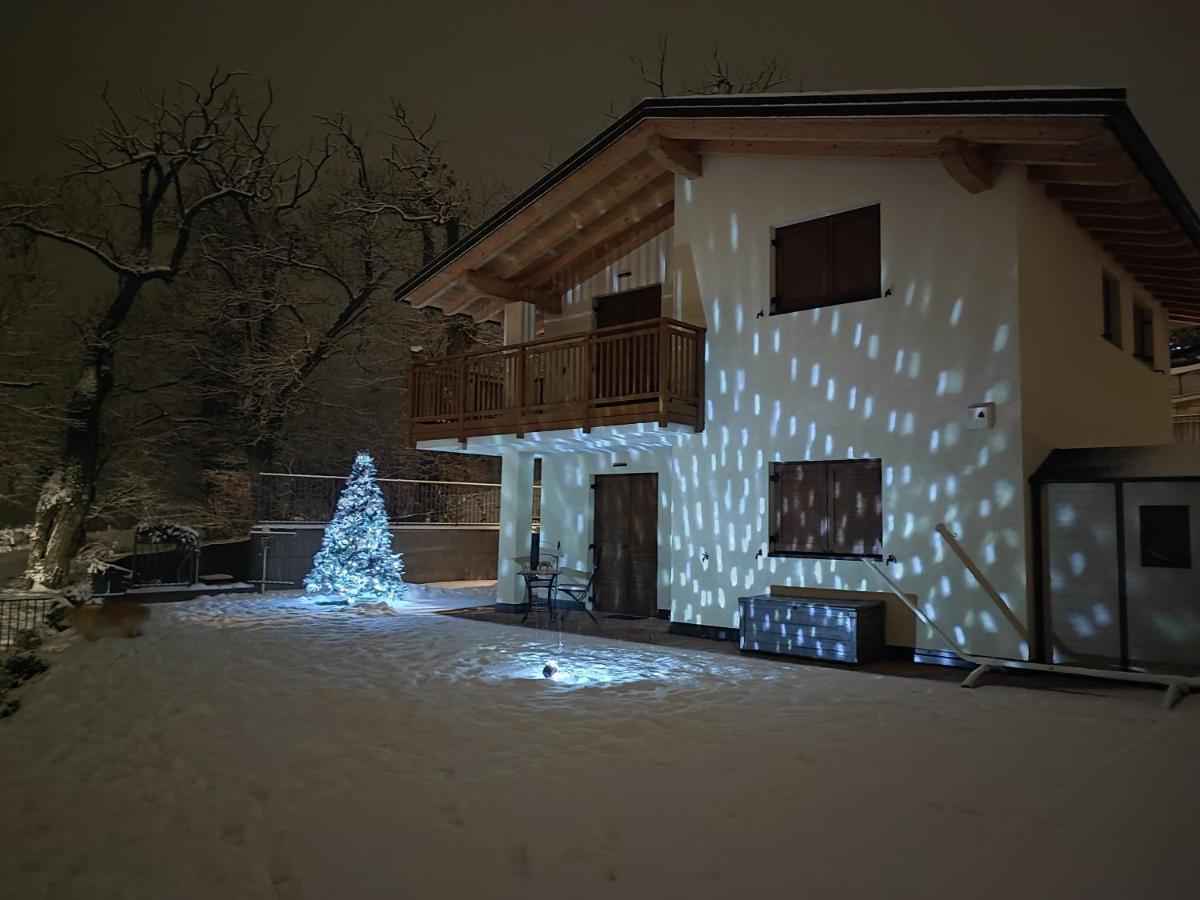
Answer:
305;452;407;604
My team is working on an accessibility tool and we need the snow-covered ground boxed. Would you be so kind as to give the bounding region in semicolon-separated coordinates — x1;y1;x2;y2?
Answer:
3;585;1199;900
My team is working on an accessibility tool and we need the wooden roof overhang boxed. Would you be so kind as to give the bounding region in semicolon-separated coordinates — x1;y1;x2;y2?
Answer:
395;89;1200;325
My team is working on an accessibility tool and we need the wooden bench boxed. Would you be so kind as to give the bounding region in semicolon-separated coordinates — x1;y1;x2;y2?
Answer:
738;586;890;665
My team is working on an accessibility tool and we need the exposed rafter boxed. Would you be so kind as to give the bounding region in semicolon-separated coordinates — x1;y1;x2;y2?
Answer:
463;270;562;314
1029;159;1139;186
515;176;675;286
405;120;658;308
646;135;702;180
470;296;507;323
489;155;663;279
937;138;994;193
542;202;675;293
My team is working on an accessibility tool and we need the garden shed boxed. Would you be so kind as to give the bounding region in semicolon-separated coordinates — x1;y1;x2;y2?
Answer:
1034;445;1200;674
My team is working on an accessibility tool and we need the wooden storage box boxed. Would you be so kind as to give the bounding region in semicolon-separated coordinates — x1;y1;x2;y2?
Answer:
738;588;886;665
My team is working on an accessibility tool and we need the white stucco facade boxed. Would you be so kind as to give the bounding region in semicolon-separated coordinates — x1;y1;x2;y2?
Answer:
423;152;1173;660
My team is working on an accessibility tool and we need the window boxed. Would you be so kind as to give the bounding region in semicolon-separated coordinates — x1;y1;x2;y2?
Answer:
769;459;883;558
1139;505;1191;569
1132;301;1155;367
1101;272;1122;348
771;205;881;315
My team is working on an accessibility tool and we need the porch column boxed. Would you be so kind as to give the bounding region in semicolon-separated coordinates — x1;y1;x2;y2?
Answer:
496;448;535;611
502;301;535;345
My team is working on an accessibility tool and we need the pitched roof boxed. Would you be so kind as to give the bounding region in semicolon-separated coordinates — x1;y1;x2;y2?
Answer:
395;87;1200;324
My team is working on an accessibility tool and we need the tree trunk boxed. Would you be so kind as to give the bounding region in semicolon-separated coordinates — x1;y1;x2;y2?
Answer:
26;279;137;589
26;342;114;588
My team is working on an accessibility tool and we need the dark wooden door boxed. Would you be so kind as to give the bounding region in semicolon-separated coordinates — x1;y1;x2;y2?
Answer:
594;284;662;329
593;473;658;616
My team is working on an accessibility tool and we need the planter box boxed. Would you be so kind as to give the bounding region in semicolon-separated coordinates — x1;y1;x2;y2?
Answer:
739;591;886;665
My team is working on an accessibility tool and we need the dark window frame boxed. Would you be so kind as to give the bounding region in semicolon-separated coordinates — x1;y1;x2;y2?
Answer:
768;458;884;560
1139;505;1192;569
1101;272;1122;348
770;204;882;316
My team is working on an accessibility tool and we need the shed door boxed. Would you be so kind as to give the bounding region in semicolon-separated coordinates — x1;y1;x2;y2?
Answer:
593;473;658;616
594;284;662;329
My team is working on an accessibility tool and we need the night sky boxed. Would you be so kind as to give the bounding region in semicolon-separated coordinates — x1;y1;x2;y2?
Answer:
3;0;1198;203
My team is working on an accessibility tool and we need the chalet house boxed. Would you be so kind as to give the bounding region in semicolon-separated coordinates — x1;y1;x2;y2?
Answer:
397;88;1200;667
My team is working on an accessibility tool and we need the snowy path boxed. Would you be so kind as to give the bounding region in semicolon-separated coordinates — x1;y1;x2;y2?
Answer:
2;586;1199;900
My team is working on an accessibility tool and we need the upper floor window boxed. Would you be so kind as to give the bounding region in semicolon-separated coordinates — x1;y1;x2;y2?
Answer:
771;205;881;316
769;458;883;559
1132;300;1155;367
1101;272;1122;348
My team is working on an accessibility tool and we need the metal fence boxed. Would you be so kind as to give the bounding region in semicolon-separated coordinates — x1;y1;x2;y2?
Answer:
254;473;541;527
0;594;55;650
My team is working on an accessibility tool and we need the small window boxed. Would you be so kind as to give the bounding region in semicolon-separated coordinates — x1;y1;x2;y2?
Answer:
1101;273;1122;348
769;459;882;558
1132;302;1155;367
1139;505;1191;569
772;205;881;315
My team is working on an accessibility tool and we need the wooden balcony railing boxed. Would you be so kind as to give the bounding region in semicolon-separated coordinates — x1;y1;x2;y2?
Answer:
411;317;706;442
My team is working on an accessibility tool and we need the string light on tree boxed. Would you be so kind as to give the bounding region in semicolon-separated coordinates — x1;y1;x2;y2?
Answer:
305;452;407;604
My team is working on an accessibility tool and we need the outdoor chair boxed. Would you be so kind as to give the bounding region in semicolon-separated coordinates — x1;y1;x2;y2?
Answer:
555;565;598;624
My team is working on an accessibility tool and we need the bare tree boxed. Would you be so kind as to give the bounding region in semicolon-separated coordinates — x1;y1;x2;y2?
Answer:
616;36;795;118
1;70;306;587
181;99;496;515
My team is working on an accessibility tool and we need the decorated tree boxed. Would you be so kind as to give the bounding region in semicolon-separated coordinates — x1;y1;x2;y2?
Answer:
305;452;407;603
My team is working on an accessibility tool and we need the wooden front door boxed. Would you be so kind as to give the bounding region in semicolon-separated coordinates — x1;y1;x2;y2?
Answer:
594;284;662;329
592;473;658;616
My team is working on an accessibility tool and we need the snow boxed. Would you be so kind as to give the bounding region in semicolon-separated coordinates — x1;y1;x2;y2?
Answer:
3;584;1200;899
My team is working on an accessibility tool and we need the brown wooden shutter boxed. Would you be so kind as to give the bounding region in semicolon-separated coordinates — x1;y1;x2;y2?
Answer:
773;219;830;314
831;205;881;303
771;461;829;553
829;459;883;557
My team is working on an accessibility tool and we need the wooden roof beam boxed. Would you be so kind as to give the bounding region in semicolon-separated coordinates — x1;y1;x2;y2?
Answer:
1119;257;1200;274
464;270;562;314
490;154;664;279
538;202;674;293
1131;272;1200;287
937;138;994;193
1106;245;1200;260
1075;215;1178;233
1090;230;1190;248
1029;159;1140;186
1044;181;1156;203
404;120;658;308
1060;200;1166;218
470;296;508;323
515;176;675;286
438;286;483;316
647;135;702;180
652;115;1106;145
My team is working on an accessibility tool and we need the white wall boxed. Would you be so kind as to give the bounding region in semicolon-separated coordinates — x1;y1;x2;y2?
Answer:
667;155;1030;658
1015;177;1173;475
539;448;675;612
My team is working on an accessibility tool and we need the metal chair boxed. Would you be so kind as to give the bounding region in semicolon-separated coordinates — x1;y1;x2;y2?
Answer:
555;565;598;624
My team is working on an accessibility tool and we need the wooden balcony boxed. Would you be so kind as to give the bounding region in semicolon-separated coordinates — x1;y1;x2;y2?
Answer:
411;318;706;442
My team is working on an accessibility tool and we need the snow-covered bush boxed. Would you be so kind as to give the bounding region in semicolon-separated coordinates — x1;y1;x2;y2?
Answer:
134;521;200;549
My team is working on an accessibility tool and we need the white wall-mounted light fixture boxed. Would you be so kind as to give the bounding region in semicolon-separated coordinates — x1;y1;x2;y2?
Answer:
965;402;996;431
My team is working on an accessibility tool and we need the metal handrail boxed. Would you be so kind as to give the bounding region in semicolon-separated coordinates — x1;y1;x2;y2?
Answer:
863;524;1200;709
